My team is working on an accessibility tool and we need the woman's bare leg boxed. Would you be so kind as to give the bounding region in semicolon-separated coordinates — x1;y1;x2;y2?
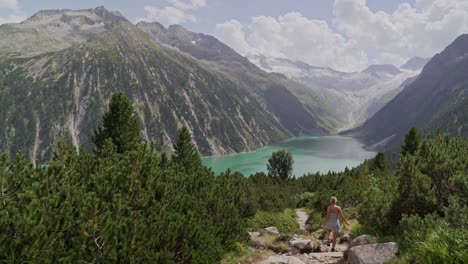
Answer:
332;232;338;250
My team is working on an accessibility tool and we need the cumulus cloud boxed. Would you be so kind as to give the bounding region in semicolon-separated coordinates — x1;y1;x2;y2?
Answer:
215;0;468;71
137;5;196;26
0;13;26;24
0;0;19;11
166;0;207;10
137;0;207;26
333;0;468;66
0;0;26;25
215;12;368;72
215;20;253;55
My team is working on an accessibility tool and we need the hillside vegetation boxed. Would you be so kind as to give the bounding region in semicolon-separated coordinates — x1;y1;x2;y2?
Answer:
1;93;466;263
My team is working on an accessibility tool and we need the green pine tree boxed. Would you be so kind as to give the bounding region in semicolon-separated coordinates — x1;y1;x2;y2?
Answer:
92;92;142;155
172;126;201;171
392;155;437;223
401;127;421;156
267;149;294;180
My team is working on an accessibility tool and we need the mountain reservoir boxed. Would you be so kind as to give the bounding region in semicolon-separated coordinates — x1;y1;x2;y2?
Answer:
202;136;376;176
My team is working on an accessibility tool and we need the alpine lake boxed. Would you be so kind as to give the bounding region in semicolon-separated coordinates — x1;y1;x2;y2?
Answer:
202;136;377;177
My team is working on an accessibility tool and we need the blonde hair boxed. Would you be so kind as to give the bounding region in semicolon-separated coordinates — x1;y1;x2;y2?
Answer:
330;196;337;205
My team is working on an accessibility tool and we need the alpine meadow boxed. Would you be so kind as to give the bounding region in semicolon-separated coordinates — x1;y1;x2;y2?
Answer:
0;2;466;264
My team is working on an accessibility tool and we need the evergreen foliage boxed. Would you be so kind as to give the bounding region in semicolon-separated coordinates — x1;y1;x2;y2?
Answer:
0;104;466;264
172;127;202;172
267;150;294;180
400;127;421;156
92;92;142;156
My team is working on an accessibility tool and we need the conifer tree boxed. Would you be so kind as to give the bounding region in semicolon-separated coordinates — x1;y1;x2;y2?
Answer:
392;155;437;222
92;92;142;155
267;149;294;180
172;126;201;171
401;127;421;156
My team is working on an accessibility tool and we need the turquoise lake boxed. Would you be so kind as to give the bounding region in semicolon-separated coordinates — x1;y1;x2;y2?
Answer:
202;136;376;176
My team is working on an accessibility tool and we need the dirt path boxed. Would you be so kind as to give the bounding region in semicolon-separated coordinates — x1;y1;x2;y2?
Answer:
296;209;309;232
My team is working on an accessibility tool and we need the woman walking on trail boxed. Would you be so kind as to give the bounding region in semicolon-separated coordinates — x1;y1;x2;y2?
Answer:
321;196;350;252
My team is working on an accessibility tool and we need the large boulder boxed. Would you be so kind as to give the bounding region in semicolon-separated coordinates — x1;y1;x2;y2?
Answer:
260;255;305;264
350;235;377;248
348;242;398;264
289;237;312;250
265;227;279;234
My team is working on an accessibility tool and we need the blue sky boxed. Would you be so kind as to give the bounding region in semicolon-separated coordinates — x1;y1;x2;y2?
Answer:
1;0;466;71
1;0;415;34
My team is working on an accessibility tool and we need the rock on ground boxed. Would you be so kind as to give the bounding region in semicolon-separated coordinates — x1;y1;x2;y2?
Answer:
289;238;312;250
297;252;345;264
265;227;280;234
348;242;398;264
349;235;377;248
260;255;305;264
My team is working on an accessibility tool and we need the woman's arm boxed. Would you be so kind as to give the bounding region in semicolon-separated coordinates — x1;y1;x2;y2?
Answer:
321;207;331;228
339;207;350;225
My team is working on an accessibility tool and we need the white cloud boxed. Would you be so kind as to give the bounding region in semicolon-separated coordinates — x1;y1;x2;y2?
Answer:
215;20;252;55
333;0;468;63
215;12;368;72
0;0;26;25
137;0;207;26
215;0;468;72
137;5;196;26
166;0;207;10
0;0;19;11
0;13;26;24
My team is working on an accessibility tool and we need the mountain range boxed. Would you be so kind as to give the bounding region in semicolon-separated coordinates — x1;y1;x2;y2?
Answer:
0;7;338;161
344;34;468;151
248;54;426;129
0;6;465;161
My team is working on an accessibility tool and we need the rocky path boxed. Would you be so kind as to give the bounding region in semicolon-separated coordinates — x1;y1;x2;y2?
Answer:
254;209;348;264
296;209;309;231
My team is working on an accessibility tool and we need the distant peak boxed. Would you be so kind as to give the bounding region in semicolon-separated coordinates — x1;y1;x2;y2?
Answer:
168;24;190;34
400;56;429;70
363;64;401;75
26;6;126;25
137;21;167;32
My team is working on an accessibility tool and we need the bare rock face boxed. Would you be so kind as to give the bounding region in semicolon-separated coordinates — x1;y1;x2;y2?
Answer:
348;242;398;264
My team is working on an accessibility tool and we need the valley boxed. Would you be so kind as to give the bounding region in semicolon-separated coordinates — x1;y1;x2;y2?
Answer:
0;3;467;264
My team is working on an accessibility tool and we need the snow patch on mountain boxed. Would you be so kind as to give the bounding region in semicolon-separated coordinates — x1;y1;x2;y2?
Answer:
248;54;421;130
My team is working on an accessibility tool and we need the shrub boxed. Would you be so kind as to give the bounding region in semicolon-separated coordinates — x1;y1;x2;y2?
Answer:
247;209;299;233
305;209;323;232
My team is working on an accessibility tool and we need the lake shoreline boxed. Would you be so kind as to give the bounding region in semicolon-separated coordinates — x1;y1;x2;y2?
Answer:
202;135;377;176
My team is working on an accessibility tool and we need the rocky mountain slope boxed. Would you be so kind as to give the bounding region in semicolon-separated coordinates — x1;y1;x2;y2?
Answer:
0;7;332;161
400;56;430;71
137;21;346;131
345;34;468;151
248;54;423;129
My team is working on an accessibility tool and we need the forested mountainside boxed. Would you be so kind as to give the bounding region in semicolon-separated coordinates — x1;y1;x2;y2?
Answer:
248;54;423;128
0;7;334;161
345;34;468;151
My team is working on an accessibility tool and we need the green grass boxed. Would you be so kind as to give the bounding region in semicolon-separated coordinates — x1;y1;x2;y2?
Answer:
247;209;299;233
221;242;255;264
394;223;468;264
